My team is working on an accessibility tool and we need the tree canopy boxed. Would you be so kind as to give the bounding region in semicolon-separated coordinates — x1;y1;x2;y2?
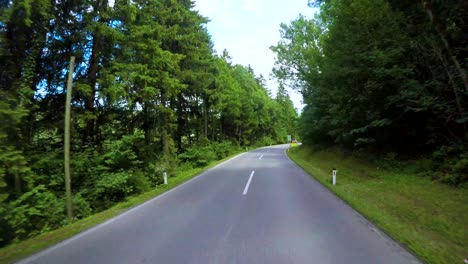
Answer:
0;0;298;246
272;0;467;183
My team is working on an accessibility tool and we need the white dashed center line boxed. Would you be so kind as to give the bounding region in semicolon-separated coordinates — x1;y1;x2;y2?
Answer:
243;171;255;195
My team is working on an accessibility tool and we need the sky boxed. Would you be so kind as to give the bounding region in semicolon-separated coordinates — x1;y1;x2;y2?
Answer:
194;0;317;111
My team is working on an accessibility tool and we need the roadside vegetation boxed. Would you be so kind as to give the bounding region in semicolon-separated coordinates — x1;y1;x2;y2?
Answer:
0;152;243;264
0;0;298;251
274;1;467;263
288;146;467;264
272;0;467;185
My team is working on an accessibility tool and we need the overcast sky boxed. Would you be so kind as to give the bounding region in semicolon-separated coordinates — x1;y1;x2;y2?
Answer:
194;0;317;111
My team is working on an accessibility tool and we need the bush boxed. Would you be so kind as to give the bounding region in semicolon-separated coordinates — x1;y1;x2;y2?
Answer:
6;185;64;240
212;141;234;159
101;133;144;171
72;193;92;220
0;205;15;247
255;136;275;147
431;145;468;185
127;171;151;194
92;172;134;209
30;150;63;189
146;162;166;186
179;145;216;167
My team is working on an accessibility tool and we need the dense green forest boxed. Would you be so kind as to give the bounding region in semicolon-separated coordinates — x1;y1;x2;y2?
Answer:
272;0;467;183
0;0;297;246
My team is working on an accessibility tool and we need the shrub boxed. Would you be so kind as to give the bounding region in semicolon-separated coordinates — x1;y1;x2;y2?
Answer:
92;172;134;209
212;141;234;159
30;149;63;189
127;171;151;194
101;133;143;171
72;193;92;220
6;185;64;240
0;205;14;247
431;145;468;185
255;136;275;147
146;162;166;186
179;145;216;167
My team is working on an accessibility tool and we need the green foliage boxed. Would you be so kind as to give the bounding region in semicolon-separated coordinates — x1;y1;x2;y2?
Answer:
0;0;298;248
71;193;92;220
101;132;144;171
179;140;239;167
6;185;64;240
146;162;166;187
127;171;151;194
432;145;468;185
256;136;275;147
92;172;134;209
272;0;467;183
179;144;216;168
289;146;468;264
211;141;235;159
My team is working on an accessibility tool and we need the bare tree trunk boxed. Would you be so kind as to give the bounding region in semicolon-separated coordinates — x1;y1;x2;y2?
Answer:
64;56;75;221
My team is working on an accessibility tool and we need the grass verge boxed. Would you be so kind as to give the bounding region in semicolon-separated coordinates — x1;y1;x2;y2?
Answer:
0;151;243;264
288;146;467;264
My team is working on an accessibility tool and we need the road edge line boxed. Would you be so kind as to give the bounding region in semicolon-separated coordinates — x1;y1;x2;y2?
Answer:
284;147;422;264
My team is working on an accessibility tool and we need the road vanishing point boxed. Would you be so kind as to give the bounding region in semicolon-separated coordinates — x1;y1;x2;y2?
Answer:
18;145;420;264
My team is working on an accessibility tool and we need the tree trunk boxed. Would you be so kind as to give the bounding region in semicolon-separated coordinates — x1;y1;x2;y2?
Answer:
143;103;150;145
160;89;173;168
203;100;208;139
85;32;99;144
211;110;216;141
176;94;185;150
84;0;110;144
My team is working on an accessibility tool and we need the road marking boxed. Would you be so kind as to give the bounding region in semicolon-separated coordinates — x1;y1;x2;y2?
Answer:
243;171;255;195
15;152;248;264
259;154;263;160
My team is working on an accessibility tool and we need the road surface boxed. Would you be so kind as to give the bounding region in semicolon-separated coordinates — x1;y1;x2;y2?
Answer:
17;145;420;264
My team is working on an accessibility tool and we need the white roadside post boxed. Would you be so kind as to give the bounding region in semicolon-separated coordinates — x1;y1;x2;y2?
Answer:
332;168;337;185
163;170;168;185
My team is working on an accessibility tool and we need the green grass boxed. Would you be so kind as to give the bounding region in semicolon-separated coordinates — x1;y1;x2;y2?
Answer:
288;146;467;264
0;152;242;264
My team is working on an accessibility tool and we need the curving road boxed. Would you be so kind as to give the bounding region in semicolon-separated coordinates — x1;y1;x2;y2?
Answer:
17;145;420;264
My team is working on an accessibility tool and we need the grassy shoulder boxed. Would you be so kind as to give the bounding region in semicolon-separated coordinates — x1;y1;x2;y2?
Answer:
0;151;243;264
287;146;467;264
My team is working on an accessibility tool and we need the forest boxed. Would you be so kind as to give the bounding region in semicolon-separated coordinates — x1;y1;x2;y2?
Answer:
272;0;467;184
0;0;298;247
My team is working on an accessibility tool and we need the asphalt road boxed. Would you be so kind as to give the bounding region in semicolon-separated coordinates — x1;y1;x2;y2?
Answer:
18;145;420;264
